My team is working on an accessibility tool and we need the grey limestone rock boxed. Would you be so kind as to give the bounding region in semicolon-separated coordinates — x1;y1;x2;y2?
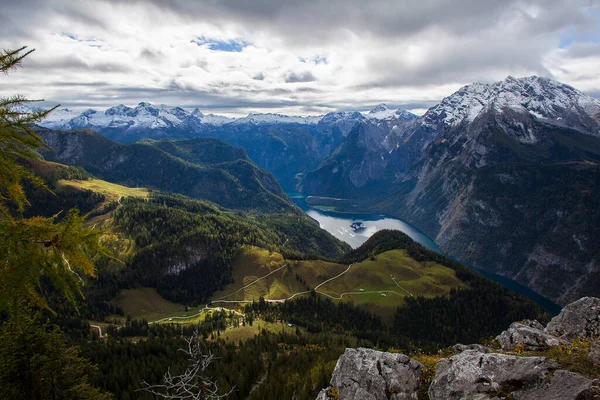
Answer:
588;341;600;365
428;350;557;400
327;348;422;400
496;321;564;351
452;343;489;354
429;350;599;400
315;388;329;400
513;370;600;400
546;297;600;340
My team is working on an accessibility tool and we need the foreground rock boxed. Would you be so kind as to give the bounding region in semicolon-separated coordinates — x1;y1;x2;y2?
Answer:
546;297;600;340
429;350;599;400
321;348;422;400
496;320;564;351
429;350;556;399
514;370;600;400
318;298;600;400
589;341;600;365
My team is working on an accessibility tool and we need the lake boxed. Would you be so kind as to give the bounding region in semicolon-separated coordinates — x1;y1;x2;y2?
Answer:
289;193;562;315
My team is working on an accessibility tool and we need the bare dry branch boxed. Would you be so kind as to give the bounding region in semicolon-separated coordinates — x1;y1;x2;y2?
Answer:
138;330;234;399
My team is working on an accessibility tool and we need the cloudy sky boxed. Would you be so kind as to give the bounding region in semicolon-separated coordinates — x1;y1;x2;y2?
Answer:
1;0;599;116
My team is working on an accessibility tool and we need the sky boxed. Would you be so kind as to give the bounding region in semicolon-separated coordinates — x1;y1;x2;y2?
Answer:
1;0;600;117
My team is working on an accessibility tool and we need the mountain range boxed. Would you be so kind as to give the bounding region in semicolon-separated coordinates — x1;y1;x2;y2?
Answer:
40;102;417;136
34;75;600;306
37;103;417;190
300;75;600;305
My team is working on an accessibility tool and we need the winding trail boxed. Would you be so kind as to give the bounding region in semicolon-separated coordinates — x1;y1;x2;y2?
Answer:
390;276;414;297
90;324;103;338
211;262;356;306
148;260;415;325
317;290;404;300
215;263;289;301
313;263;354;291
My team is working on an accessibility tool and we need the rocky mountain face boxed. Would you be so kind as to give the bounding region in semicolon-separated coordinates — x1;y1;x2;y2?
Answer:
37;128;295;213
299;76;600;305
38;103;417;190
318;297;600;400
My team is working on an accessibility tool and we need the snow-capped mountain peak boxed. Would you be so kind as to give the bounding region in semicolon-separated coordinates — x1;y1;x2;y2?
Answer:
233;113;321;125
366;103;418;121
423;75;600;135
191;108;204;118
369;103;389;114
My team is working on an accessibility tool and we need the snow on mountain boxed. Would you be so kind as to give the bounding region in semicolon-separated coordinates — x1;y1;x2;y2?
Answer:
40;107;80;129
37;104;325;130
37;102;236;131
232;113;321;125
423;76;600;135
319;111;364;125
366;103;418;121
317;111;366;136
201;113;235;125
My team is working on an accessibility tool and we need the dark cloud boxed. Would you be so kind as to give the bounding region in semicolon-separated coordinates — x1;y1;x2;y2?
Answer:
104;0;593;45
26;55;133;73
285;71;317;83
0;0;598;113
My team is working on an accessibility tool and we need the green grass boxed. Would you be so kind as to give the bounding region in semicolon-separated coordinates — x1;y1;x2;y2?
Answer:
212;247;466;322
111;287;186;321
315;250;466;320
57;179;149;203
211;246;315;302
217;320;299;343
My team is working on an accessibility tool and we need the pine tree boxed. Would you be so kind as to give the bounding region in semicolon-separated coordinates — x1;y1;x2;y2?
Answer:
0;46;111;399
0;313;112;400
0;46;106;314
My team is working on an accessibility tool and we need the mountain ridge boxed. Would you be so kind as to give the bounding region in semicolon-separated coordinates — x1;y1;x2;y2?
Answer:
299;75;600;306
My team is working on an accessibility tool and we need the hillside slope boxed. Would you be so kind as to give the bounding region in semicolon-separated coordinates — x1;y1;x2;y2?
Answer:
37;128;294;213
300;76;600;305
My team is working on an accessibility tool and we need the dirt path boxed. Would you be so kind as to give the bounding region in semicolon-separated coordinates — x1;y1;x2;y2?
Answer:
90;324;103;338
316;290;404;300
214;263;289;301
390;276;414;297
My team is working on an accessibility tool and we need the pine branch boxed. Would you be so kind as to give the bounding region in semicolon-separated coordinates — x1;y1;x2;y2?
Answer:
0;47;34;74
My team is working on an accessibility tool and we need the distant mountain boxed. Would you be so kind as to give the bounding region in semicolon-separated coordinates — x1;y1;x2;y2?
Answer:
37;128;295;214
36;103;417;190
232;112;322;125
366;103;419;121
299;76;600;305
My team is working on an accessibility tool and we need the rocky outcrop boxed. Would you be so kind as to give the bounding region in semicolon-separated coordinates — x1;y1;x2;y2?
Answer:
429;350;599;400
496;320;564;351
319;348;422;400
546;297;600;340
513;370;599;400
318;298;600;400
429;350;557;399
589;341;600;365
451;343;489;354
494;298;600;351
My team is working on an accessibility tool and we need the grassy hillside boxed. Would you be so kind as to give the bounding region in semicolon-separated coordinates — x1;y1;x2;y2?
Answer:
211;245;467;322
37;128;295;214
210;247;348;303
22;163;350;307
56;179;149;203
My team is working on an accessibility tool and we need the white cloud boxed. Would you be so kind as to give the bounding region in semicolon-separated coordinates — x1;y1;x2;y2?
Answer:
0;0;599;116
